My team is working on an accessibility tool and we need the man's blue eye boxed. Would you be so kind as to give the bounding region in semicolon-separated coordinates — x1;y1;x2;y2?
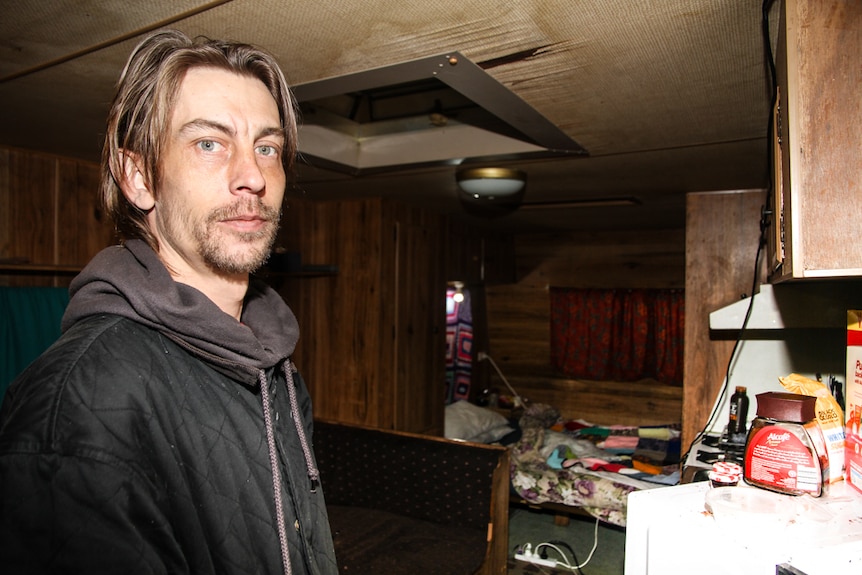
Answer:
198;140;216;151
258;145;276;156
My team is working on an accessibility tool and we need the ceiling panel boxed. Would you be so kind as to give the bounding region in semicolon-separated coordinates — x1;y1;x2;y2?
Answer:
0;0;775;233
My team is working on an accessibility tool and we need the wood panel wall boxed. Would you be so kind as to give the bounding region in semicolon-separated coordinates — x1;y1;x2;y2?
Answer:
274;196;450;434
0;146;113;286
483;228;686;426
682;190;766;450
275;197;393;427
2;145;499;436
390;202;448;432
2;142;769;443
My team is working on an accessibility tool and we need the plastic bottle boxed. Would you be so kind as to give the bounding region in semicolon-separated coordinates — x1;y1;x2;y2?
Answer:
728;386;749;436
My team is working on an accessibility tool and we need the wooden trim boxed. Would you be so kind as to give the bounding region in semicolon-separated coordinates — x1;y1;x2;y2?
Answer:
503;374;683;428
481;446;510;575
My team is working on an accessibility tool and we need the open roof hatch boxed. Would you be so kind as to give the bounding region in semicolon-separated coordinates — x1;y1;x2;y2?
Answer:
292;52;587;175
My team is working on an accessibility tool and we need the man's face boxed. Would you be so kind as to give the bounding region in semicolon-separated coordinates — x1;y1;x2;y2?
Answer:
151;66;286;277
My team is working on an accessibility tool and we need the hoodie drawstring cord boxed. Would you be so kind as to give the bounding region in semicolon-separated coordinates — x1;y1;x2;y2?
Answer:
258;370;292;575
282;362;320;492
258;364;321;575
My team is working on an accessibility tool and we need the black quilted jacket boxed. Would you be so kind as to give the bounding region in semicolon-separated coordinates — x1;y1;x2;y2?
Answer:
0;241;338;575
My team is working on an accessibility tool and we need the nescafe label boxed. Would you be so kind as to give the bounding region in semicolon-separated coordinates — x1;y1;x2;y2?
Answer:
744;425;821;495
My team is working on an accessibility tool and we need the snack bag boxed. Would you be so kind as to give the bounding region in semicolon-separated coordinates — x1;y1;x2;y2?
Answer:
780;373;845;483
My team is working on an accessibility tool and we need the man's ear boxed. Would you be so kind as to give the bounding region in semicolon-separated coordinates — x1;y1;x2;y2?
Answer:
119;150;155;211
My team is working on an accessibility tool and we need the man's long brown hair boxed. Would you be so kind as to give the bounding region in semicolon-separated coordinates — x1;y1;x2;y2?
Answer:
101;29;298;249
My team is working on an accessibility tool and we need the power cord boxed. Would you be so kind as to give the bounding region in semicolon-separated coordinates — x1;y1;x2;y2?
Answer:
542;540;580;570
680;0;778;465
514;517;600;574
478;351;526;408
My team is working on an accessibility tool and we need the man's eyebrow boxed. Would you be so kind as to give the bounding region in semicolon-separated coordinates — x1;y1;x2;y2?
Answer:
178;119;285;142
256;126;287;141
179;118;235;137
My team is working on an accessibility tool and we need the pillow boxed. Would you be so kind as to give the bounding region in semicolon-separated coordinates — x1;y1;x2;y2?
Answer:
444;400;513;443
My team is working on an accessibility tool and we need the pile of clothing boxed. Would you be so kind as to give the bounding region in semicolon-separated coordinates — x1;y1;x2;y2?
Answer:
544;419;682;485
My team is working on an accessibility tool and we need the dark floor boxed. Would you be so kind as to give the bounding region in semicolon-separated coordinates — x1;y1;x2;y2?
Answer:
507;507;626;575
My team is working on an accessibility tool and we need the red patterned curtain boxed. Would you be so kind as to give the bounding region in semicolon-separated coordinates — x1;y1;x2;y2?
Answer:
550;288;684;386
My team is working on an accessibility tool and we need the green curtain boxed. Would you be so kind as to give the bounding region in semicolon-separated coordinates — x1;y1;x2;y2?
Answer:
1;286;70;399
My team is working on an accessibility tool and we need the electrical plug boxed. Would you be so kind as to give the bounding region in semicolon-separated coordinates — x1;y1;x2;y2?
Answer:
514;543;557;567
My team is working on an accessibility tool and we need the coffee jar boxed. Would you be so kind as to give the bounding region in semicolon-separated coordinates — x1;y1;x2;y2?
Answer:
743;392;829;497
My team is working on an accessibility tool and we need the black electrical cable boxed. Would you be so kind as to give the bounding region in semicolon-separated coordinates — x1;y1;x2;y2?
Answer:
761;0;779;239
548;539;585;575
681;0;780;464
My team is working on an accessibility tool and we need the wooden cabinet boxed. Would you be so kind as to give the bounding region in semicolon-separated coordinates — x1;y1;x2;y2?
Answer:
276;196;447;435
0;147;114;286
769;0;862;280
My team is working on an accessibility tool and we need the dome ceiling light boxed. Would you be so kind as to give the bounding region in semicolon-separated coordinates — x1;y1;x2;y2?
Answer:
456;167;526;199
456;167;526;216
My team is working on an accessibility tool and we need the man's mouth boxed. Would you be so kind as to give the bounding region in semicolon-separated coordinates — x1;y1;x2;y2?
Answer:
225;213;265;222
221;214;269;231
210;200;280;235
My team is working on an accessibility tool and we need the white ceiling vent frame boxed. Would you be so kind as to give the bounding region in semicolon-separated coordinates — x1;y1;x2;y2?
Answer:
291;51;587;175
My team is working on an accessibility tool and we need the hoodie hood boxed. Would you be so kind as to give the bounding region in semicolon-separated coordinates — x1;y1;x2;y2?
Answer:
62;240;299;380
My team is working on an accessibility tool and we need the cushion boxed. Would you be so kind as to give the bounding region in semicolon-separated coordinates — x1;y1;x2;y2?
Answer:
445;400;513;443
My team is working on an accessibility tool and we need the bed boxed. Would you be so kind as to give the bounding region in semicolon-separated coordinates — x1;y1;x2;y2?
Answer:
445;399;682;527
508;403;681;526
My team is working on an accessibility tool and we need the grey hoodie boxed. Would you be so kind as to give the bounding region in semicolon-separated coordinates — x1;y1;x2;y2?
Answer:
63;239;299;379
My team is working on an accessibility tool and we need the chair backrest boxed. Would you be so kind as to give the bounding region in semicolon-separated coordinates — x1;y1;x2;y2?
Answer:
313;419;506;531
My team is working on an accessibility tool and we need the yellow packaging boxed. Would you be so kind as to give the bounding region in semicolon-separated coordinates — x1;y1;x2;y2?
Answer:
779;373;845;483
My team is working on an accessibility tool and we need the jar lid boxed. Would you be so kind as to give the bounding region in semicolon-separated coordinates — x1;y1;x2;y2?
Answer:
713;461;742;477
755;391;816;422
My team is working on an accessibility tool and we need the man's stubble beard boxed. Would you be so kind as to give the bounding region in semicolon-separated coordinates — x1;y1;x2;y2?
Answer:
197;200;282;275
157;196;282;276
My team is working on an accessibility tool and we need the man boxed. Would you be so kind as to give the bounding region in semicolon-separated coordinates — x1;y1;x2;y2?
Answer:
0;30;338;575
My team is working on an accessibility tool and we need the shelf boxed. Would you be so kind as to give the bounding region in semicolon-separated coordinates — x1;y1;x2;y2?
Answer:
262;271;338;279
0;263;82;274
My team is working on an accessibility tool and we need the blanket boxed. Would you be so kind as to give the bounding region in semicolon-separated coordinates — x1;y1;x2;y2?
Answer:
550;419;681;480
509;404;680;527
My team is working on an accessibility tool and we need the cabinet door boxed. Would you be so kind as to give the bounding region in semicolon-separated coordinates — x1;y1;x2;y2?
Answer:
770;0;862;280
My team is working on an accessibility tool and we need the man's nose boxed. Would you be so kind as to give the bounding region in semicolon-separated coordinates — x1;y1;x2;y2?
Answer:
230;148;266;195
